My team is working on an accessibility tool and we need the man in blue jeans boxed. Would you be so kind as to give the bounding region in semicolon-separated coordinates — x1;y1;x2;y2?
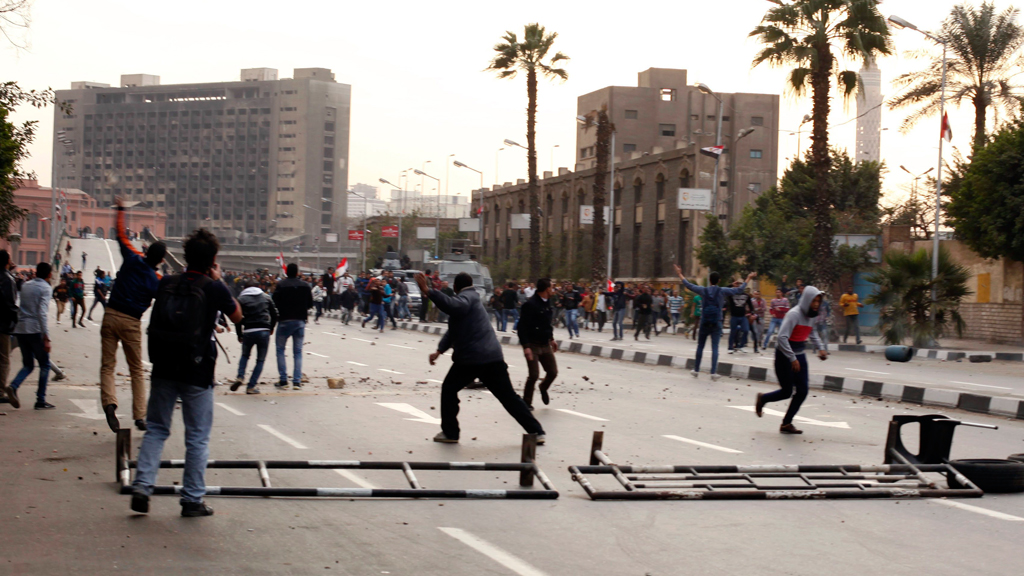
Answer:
560;282;581;339
132;229;242;517
675;264;755;381
4;262;54;410
610;282;628;341
499;283;519;332
272;263;313;389
726;283;753;353
231;281;278;394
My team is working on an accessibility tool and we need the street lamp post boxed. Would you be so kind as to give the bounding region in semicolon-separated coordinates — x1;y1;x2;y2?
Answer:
495;147;505;186
413;169;441;259
900;165;934;210
454;160;484;244
550;144;560;173
444;153;454;230
379;178;404;255
577;115;615;282
889;14;948;310
696;83;724;218
349;190;370;271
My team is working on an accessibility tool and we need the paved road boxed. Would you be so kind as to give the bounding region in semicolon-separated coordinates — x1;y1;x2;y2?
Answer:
4;311;1023;575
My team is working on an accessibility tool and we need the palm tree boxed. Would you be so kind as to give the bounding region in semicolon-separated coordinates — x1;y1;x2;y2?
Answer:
889;2;1024;150
487;23;569;281
750;0;892;289
865;247;972;347
579;107;613;283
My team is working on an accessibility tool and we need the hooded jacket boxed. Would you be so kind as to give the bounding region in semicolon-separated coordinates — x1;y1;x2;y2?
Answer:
237;286;278;333
776;285;825;362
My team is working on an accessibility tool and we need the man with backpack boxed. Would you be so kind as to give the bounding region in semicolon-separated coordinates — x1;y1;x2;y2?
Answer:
675;264;755;381
100;198;167;432
231;280;278;394
131;229;242;517
272;263;313;390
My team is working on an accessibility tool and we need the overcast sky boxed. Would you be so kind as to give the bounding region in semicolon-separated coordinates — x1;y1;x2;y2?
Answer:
6;0;1019;205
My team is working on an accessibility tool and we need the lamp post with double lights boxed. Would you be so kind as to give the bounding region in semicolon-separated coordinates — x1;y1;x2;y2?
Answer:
348;189;371;271
413;169;441;259
900;165;934;209
454;160;484;242
695;83;725;218
577;114;615;282
51;130;75;264
889;14;948;299
724;127;757;230
378;178;404;255
302;199;332;271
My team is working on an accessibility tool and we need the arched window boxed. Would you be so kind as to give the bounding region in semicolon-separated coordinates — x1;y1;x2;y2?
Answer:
96;227;105;239
26;214;40;239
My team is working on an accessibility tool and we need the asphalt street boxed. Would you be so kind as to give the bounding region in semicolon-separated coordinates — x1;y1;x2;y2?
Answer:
2;307;1023;575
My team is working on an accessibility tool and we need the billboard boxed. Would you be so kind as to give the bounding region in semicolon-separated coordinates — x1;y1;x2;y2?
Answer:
510;213;531;230
417;226;436;239
579;205;611;225
458;218;481;232
678;188;712;211
347;230;364;241
324;233;339;243
381;225;399;238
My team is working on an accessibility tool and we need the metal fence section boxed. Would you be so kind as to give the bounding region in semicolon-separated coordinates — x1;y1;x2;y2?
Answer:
116;430;558;499
568;430;983;501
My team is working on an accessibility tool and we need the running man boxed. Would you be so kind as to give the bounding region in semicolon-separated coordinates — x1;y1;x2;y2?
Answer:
755;286;828;434
415;272;545;445
675;264;755;381
518;278;558;411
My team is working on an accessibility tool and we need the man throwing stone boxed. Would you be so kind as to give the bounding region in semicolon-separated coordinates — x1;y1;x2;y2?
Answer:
415;272;545;445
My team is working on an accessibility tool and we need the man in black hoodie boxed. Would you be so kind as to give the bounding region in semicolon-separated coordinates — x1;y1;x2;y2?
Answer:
272;263;312;390
415;272;544;444
634;286;654;340
518;278;558;410
231;281;278;394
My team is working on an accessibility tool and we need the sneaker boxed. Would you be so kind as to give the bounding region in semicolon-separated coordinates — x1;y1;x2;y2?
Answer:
728;350;735;354
540;386;550;406
34;401;56;410
755;393;765;418
292;383;302;390
130;492;149;514
135;419;147;431
246;387;261;395
690;370;699;378
779;423;803;434
535;434;546;446
710;374;720;382
433;432;458;443
181;501;215;517
103;404;120;432
274;381;289;389
229;378;244;392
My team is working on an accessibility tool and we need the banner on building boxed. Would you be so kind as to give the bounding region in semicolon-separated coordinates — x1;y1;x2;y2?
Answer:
510;214;531;230
579;205;611;225
678;188;712;211
700;145;724;159
458;218;481;232
417;226;436;240
381;225;399;238
348;230;365;241
324;232;339;243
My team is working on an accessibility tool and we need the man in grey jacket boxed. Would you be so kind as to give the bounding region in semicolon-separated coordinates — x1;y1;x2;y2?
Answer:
4;262;54;410
415;272;545;445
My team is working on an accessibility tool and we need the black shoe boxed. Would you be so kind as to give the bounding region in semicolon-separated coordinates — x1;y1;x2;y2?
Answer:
527;404;534;412
540;386;550;406
104;404;120;432
34;401;56;410
229;378;243;392
130;493;149;514
181;501;214;517
6;386;19;409
135;419;147;431
275;381;289;389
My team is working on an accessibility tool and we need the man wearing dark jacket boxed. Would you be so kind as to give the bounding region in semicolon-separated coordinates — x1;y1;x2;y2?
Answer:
0;250;18;402
518;278;558;410
499;283;519;332
100;199;166;432
272;263;313;389
321;269;335;312
339;284;359;324
726;283;754;353
231;281;278;394
633;287;654;340
415;272;545;445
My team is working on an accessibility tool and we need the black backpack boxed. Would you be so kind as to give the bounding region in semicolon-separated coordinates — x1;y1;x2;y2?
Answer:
148;274;212;368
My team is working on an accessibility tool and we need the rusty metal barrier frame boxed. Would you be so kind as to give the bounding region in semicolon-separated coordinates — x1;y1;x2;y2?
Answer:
568;431;983;500
116;430;558;499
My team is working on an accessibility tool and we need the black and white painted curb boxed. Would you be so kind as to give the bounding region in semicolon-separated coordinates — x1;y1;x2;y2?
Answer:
831;343;1023;363
325;313;1024;422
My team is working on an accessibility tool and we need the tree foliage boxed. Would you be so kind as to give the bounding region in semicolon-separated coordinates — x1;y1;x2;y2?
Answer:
750;0;893;288
889;2;1024;149
945;116;1024;261
695;217;740;282
865;247;972;346
486;23;568;281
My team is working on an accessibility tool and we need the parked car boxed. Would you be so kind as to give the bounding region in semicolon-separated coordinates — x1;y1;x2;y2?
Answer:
405;281;422;317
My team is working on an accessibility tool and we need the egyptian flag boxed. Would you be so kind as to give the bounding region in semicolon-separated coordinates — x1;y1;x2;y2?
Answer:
477;204;483;216
700;145;724;159
334;257;348;279
607;279;614;292
276;252;286;274
941;112;953;142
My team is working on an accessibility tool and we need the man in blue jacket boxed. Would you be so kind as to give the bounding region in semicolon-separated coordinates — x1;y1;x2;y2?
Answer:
100;197;166;432
675;264;755;381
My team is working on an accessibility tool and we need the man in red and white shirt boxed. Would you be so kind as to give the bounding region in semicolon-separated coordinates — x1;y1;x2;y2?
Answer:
761;288;790;349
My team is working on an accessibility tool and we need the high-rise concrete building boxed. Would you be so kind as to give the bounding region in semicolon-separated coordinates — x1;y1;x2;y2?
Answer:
53;68;350;244
576;68;780;220
856;63;882;163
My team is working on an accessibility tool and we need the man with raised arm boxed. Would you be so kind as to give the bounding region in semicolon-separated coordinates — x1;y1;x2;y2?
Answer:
675;264;756;381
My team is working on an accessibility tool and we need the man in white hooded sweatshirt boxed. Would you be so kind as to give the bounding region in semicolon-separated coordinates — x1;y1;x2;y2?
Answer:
755;285;828;434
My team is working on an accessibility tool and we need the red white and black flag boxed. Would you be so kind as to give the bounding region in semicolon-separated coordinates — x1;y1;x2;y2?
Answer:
700;145;724;159
941;112;953;142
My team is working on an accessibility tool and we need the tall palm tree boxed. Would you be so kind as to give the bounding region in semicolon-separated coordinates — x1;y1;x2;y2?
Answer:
889;2;1024;150
579;107;613;283
750;0;892;289
487;23;569;281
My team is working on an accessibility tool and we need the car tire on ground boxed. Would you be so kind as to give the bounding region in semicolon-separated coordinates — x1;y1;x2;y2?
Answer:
1008;453;1024;464
947;459;1024;493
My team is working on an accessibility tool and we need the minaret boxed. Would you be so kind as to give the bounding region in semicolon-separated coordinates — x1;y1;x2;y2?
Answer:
856;61;882;164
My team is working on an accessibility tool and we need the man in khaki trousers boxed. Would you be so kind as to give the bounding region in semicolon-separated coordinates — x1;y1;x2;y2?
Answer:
100;198;166;432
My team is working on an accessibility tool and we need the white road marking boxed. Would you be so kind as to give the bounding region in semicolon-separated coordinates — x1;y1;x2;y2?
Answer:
426;379;444;384
69;398;107;420
216;403;246;416
663;435;743;454
257;424;309;449
321;332;339;336
306;351;329;358
352;338;374;343
729;406;851;429
555;409;609;422
845;368;890;375
930;499;1024;521
949;381;1011;390
439;527;548;576
388;344;416;350
334;469;378;490
376;402;441;425
379;369;404;375
347;361;368;366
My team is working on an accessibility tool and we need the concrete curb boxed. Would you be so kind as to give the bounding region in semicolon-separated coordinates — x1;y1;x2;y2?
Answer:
332;313;1024;422
778;342;1022;363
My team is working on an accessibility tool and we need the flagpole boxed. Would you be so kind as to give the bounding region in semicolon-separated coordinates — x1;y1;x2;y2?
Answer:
932;40;947;298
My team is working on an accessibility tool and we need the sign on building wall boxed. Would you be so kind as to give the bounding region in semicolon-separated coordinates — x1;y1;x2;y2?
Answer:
678;188;712;211
510;214;531;230
348;230;364;241
381;225;399;238
417;226;436;239
325;233;339;243
458;218;481;232
579;205;611;225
